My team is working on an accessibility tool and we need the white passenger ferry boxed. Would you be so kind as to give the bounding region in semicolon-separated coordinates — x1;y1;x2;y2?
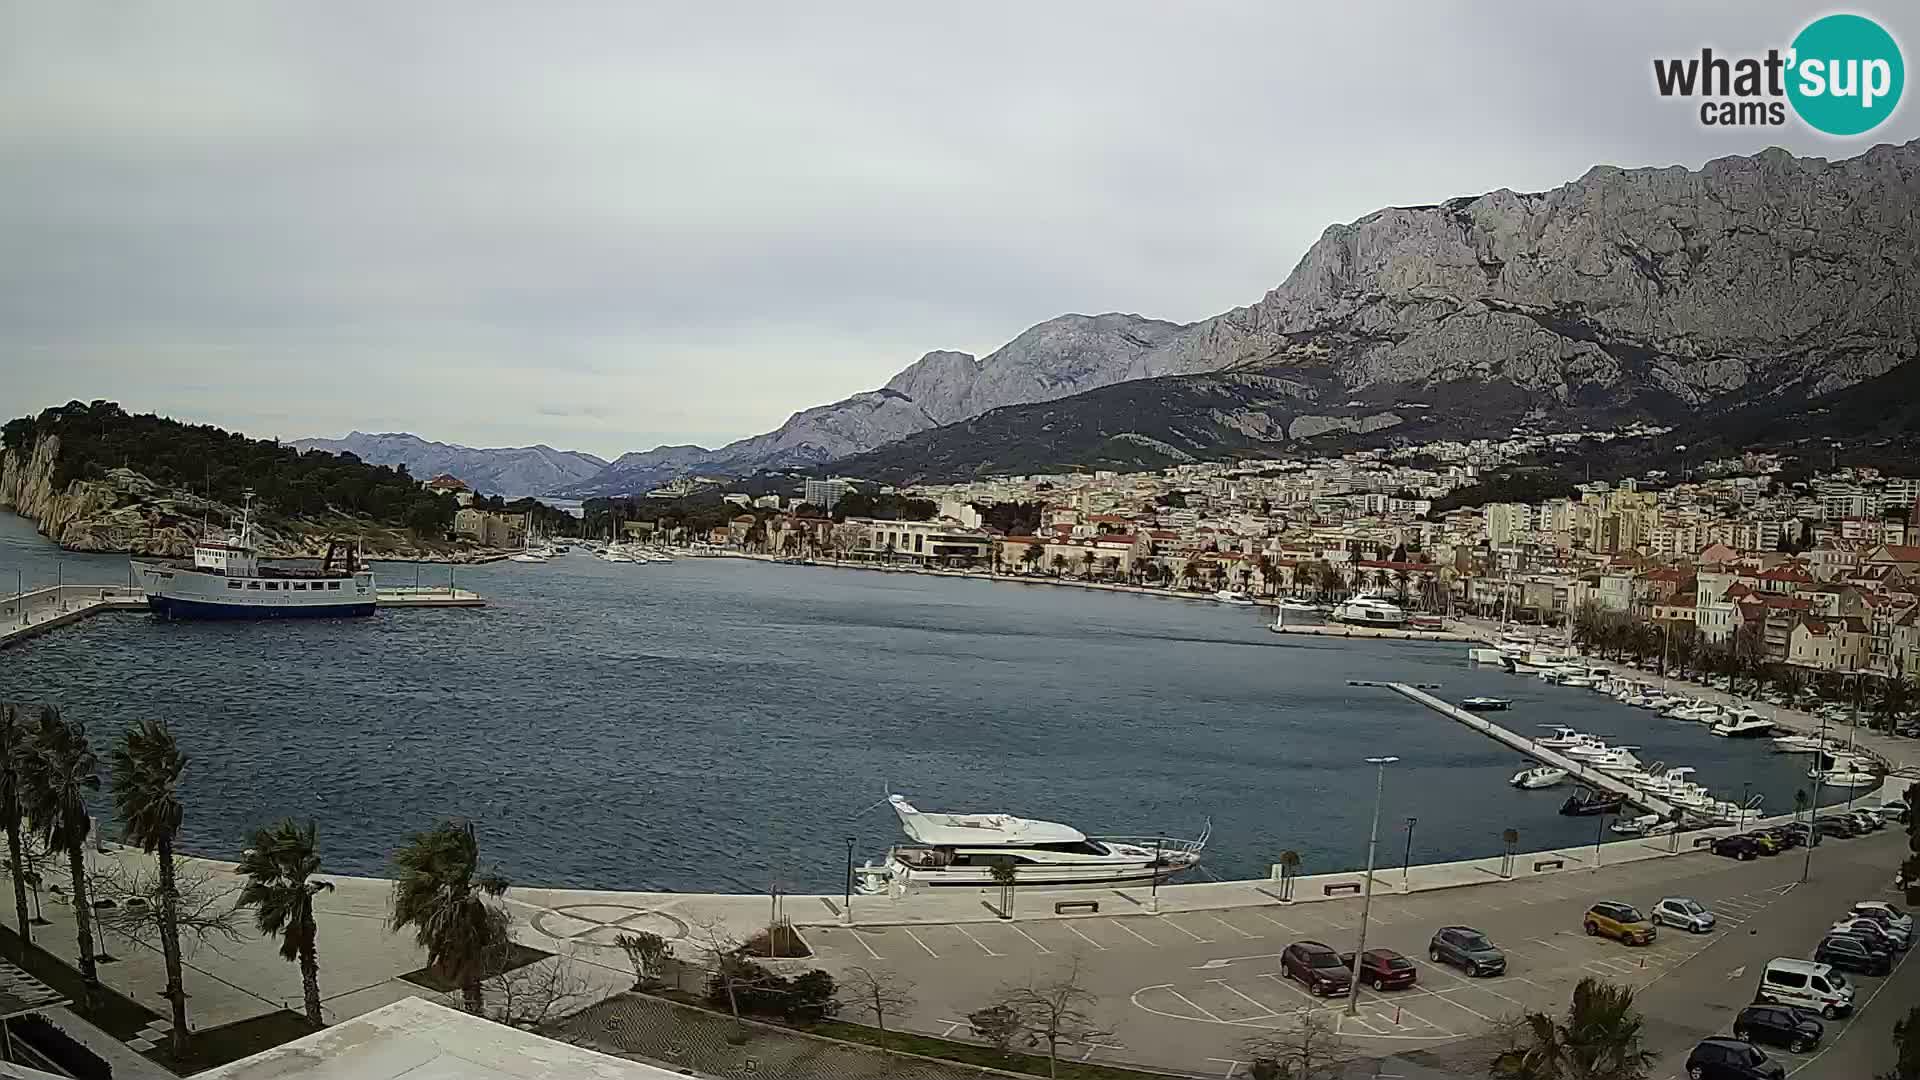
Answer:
852;795;1208;895
133;492;375;619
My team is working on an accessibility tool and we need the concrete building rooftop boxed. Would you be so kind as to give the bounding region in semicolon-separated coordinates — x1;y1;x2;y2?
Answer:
197;997;689;1080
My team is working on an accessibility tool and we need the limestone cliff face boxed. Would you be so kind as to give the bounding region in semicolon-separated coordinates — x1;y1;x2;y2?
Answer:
1133;141;1920;408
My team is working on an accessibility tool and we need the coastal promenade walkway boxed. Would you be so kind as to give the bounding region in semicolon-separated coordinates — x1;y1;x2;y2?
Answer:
1385;682;1680;817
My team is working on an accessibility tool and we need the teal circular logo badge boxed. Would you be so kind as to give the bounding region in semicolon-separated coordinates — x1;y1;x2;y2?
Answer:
1788;14;1904;136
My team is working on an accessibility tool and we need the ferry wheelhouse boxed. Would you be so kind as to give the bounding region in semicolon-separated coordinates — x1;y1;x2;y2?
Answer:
133;492;375;619
853;794;1208;896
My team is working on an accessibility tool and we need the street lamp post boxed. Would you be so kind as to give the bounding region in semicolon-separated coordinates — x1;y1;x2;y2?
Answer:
1593;810;1614;872
1401;817;1417;890
1346;755;1398;1016
1801;711;1830;884
842;836;855;925
1150;837;1163;914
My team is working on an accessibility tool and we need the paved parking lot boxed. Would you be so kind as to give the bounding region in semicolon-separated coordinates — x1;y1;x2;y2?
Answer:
801;829;1912;1077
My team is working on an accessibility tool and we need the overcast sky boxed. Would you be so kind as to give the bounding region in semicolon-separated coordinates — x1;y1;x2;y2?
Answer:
3;3;1914;459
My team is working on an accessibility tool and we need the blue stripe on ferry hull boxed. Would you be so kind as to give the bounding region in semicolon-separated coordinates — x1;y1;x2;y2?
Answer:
148;596;376;620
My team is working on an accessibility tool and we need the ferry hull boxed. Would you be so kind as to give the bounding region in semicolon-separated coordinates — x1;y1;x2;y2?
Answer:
149;595;376;620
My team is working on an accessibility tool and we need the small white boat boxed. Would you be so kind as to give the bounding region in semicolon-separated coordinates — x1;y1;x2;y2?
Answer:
1610;813;1674;836
1771;733;1836;754
509;551;549;564
1213;589;1255;606
1331;594;1407;627
1467;647;1506;664
1461;696;1512;711
1536;726;1592;749
1669;703;1723;723
1811;755;1882;788
1560;675;1596;689
1511;764;1569;789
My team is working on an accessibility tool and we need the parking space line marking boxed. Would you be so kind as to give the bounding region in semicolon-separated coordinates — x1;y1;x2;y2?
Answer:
848;930;883;960
1110;920;1160;947
1427;990;1495;1023
1163;918;1216;944
1063;922;1107;951
1164;987;1226;1023
1529;938;1567;952
1007;924;1053;954
1343;1014;1384;1035
1256;971;1320;1004
902;928;939;958
1248;909;1299;933
1209;979;1282;1019
953;925;1002;956
1472;980;1528;1007
1208;914;1260;940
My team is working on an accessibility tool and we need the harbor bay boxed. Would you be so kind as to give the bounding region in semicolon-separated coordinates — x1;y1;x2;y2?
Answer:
1;511;1851;894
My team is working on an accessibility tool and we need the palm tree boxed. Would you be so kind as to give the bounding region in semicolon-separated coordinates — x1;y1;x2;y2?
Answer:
1875;677;1914;733
1491;976;1657;1080
1049;553;1068;577
110;720;191;1055
0;705;33;947
1079;550;1095;578
389;821;510;1015
238;819;334;1026
15;706;101;992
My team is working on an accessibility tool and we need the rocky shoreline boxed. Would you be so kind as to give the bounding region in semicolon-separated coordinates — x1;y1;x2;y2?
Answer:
0;434;504;563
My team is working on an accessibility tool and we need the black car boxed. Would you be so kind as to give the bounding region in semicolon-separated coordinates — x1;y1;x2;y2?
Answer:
1813;816;1858;839
1814;933;1892;976
1732;1004;1823;1053
1428;925;1506;976
1280;941;1352;996
1779;822;1821;847
1686;1037;1785;1079
1711;834;1762;860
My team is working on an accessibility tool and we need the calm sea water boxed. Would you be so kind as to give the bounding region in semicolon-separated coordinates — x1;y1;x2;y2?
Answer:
1;511;1848;894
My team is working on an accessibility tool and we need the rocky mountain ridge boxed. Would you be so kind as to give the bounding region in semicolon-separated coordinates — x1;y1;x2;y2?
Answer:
558;312;1189;495
838;140;1920;483
289;432;608;498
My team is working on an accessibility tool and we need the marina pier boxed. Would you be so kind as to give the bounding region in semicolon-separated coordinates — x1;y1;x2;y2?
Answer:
1;581;485;649
1385;681;1680;818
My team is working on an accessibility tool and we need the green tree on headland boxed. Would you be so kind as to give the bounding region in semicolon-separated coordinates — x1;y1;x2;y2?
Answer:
3;400;455;534
389;820;510;1015
111;719;193;1056
238;819;334;1026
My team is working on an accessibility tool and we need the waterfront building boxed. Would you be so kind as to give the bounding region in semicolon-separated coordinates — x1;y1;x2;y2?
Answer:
803;477;850;511
451;508;529;547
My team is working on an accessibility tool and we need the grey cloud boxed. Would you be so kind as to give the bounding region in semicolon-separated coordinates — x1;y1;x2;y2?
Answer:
3;2;1915;457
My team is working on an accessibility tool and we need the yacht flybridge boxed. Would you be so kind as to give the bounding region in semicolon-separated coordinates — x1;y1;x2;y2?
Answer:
853;795;1208;896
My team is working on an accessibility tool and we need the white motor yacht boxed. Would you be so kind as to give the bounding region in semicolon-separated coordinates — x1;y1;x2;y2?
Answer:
1510;764;1569;789
852;795;1208;895
1668;703;1723;724
1711;712;1775;738
1467;646;1506;664
1331;594;1407;627
1213;589;1255;606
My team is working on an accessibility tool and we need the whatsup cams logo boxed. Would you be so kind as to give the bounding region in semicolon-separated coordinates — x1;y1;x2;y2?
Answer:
1653;13;1903;135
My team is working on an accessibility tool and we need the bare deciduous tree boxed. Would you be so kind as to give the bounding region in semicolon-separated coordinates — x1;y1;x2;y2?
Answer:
1239;1008;1355;1080
483;950;598;1032
690;917;766;1041
840;965;916;1048
92;857;244;954
986;954;1115;1079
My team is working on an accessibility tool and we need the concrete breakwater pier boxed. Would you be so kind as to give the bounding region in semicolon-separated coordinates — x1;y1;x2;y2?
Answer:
1;581;486;649
1387;681;1681;818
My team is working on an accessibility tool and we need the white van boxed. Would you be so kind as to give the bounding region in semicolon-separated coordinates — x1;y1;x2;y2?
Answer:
1757;958;1855;1018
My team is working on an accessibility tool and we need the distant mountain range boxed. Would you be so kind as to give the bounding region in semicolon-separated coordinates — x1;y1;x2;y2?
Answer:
324;139;1920;496
289;432;606;498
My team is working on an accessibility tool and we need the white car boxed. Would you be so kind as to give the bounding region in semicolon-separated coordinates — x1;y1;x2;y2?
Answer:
1652;896;1717;932
1850;901;1912;937
1830;916;1909;951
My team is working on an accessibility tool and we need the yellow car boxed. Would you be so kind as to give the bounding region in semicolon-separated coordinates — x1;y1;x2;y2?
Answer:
1584;901;1658;945
1746;831;1783;855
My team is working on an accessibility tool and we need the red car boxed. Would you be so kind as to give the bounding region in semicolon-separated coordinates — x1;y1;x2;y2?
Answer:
1342;948;1418;990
